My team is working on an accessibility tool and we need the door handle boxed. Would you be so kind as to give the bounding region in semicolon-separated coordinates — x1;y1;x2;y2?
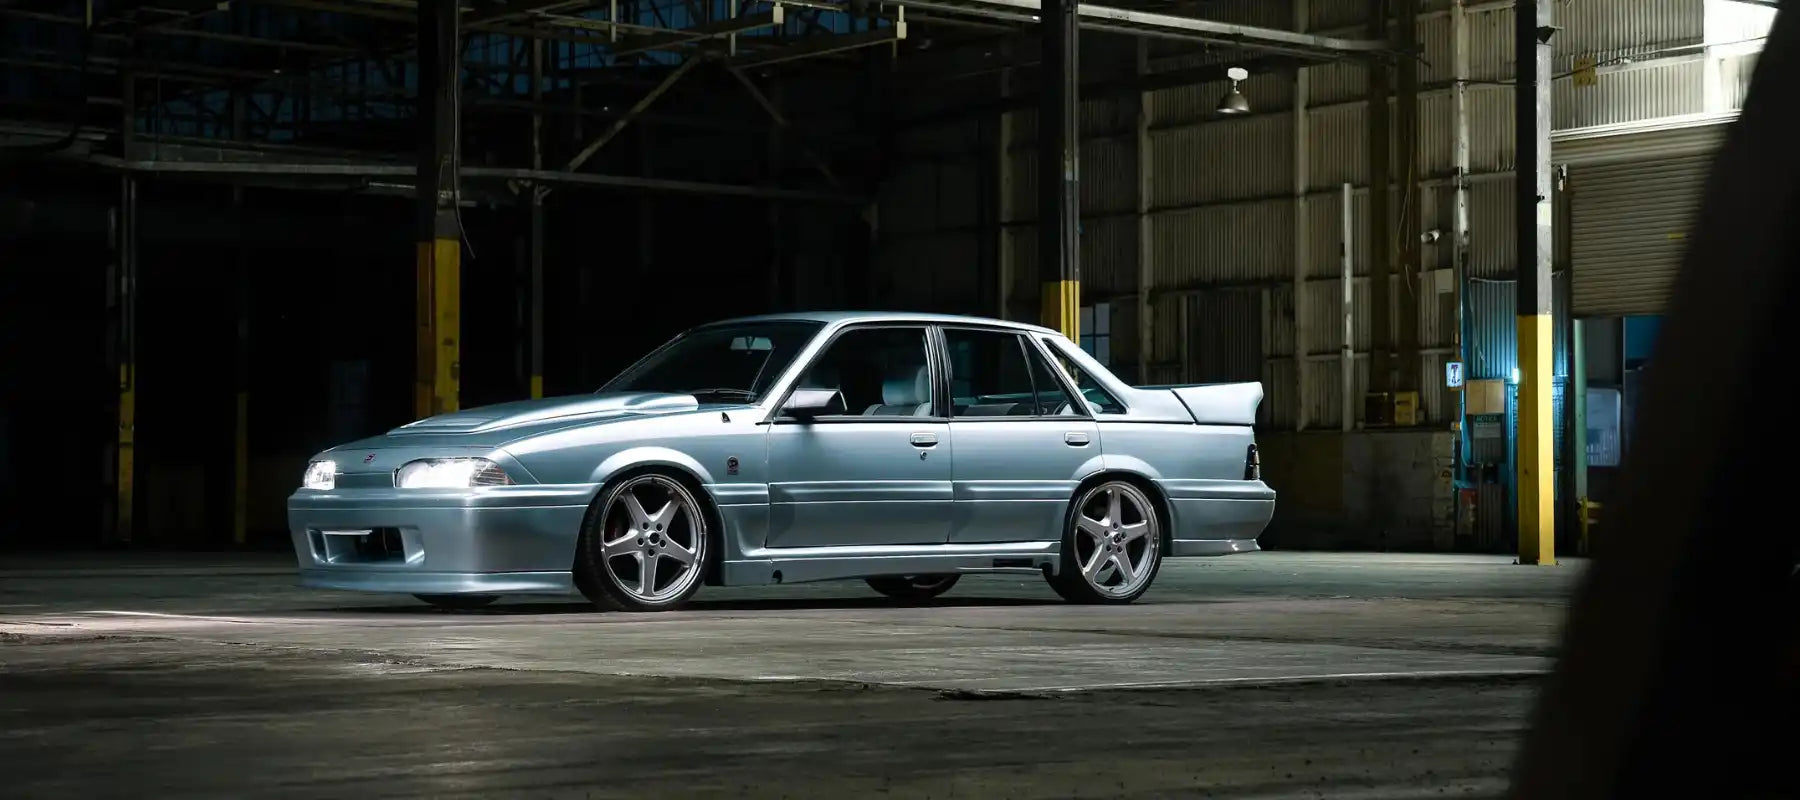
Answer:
910;432;938;447
1064;432;1091;446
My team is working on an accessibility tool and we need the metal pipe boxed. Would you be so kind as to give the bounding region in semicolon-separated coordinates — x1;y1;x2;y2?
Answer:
1341;182;1355;432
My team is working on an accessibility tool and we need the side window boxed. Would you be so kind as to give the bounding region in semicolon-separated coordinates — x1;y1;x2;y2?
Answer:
944;328;1081;417
1041;336;1127;414
794;326;935;417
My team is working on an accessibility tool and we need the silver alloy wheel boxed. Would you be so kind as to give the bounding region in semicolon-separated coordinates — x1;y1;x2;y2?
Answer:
597;474;706;605
1070;481;1160;599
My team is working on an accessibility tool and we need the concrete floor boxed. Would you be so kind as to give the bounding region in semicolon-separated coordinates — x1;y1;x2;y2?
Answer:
0;551;1583;799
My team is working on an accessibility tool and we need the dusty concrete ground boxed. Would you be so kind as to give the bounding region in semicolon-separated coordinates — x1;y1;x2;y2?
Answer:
0;551;1582;799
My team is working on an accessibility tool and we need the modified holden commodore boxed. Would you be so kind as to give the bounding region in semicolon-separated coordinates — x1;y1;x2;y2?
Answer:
289;312;1275;611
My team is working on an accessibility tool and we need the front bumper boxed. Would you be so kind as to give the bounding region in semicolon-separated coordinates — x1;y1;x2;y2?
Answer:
288;484;593;596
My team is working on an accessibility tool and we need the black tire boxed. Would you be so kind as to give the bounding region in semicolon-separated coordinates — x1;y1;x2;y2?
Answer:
414;594;499;610
865;574;961;601
575;470;715;612
1046;479;1165;604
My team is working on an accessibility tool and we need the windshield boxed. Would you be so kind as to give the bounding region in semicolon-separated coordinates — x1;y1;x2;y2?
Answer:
599;320;825;403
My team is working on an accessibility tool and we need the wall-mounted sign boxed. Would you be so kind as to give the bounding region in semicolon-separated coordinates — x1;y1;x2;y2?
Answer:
1445;360;1465;389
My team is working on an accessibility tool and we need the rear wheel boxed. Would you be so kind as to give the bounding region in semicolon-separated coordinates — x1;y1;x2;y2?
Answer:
576;472;711;612
414;594;499;610
865;574;960;601
1047;480;1163;604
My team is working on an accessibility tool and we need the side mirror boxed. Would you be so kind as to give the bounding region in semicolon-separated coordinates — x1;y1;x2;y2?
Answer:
782;388;845;420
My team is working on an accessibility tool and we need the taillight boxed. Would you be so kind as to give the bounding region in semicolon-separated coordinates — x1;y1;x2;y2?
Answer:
1243;444;1261;481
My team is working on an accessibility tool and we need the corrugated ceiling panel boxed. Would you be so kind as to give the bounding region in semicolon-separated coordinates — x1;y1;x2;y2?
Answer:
1082;137;1138;215
1304;357;1369;432
1264;358;1296;430
1151;113;1292;207
1307;60;1367;107
1188;288;1266;383
1151;291;1182;366
1467;175;1516;278
1418;12;1454;87
1150;199;1293;286
1557;0;1703;57
1267;282;1295;358
1080;215;1140;297
1308;0;1366;32
1555;60;1703;130
1305;186;1370;280
1466;6;1516;82
1007;97;1135;148
1723;51;1759;111
1470;87;1516;172
1308;103;1367;189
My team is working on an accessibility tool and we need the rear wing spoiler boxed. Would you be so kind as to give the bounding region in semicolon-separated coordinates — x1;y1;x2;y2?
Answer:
1136;382;1264;427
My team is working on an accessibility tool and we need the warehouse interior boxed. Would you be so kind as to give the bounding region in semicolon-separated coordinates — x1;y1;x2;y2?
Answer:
0;0;1776;555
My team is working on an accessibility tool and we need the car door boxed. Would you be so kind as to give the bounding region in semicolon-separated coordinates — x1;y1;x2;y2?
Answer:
764;324;953;549
941;326;1101;545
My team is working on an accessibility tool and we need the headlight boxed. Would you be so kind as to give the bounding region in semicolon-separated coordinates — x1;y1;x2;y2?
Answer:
395;458;514;489
303;460;336;491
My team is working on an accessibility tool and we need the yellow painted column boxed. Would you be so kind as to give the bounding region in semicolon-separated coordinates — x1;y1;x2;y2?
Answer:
415;239;461;419
1041;279;1080;342
1516;313;1554;565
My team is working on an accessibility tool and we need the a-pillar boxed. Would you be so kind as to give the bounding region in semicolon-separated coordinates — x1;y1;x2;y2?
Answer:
416;0;462;419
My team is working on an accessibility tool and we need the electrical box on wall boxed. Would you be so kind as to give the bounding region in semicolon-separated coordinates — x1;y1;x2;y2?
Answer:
1465;379;1506;416
1364;391;1422;427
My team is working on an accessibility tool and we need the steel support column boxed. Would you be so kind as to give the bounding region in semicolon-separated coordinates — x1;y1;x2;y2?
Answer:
109;47;138;546
528;36;545;399
230;84;250;547
1394;0;1422;396
1516;0;1556;565
1366;0;1393;398
1292;0;1311;430
416;0;462;419
1038;0;1080;341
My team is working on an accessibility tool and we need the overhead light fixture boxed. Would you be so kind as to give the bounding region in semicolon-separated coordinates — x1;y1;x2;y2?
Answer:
1217;67;1251;115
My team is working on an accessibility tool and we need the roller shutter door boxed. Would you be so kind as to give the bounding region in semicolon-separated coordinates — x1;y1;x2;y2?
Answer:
1569;153;1711;316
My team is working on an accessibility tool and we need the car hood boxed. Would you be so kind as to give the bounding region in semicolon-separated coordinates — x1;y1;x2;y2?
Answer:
388;392;725;437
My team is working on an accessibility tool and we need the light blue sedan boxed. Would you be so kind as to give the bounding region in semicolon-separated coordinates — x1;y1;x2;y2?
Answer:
288;312;1274;611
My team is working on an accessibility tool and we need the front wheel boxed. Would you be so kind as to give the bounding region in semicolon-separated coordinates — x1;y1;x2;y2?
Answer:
1046;480;1163;604
415;594;499;610
865;574;960;601
576;472;712;612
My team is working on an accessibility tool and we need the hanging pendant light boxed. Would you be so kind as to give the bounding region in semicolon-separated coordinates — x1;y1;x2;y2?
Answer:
1217;67;1251;115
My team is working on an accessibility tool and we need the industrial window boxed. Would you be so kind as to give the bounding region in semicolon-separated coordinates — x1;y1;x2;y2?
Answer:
943;328;1080;418
1079;303;1111;368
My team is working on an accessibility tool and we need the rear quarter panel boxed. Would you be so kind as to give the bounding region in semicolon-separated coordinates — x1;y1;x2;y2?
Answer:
1100;421;1275;545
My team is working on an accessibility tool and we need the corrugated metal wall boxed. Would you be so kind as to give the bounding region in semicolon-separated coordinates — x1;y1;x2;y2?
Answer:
873;0;1747;430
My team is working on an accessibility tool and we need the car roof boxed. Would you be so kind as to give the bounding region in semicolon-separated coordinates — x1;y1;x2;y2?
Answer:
703;311;1062;335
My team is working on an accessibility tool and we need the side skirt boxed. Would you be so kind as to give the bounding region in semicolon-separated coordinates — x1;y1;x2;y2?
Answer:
718;541;1062;586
